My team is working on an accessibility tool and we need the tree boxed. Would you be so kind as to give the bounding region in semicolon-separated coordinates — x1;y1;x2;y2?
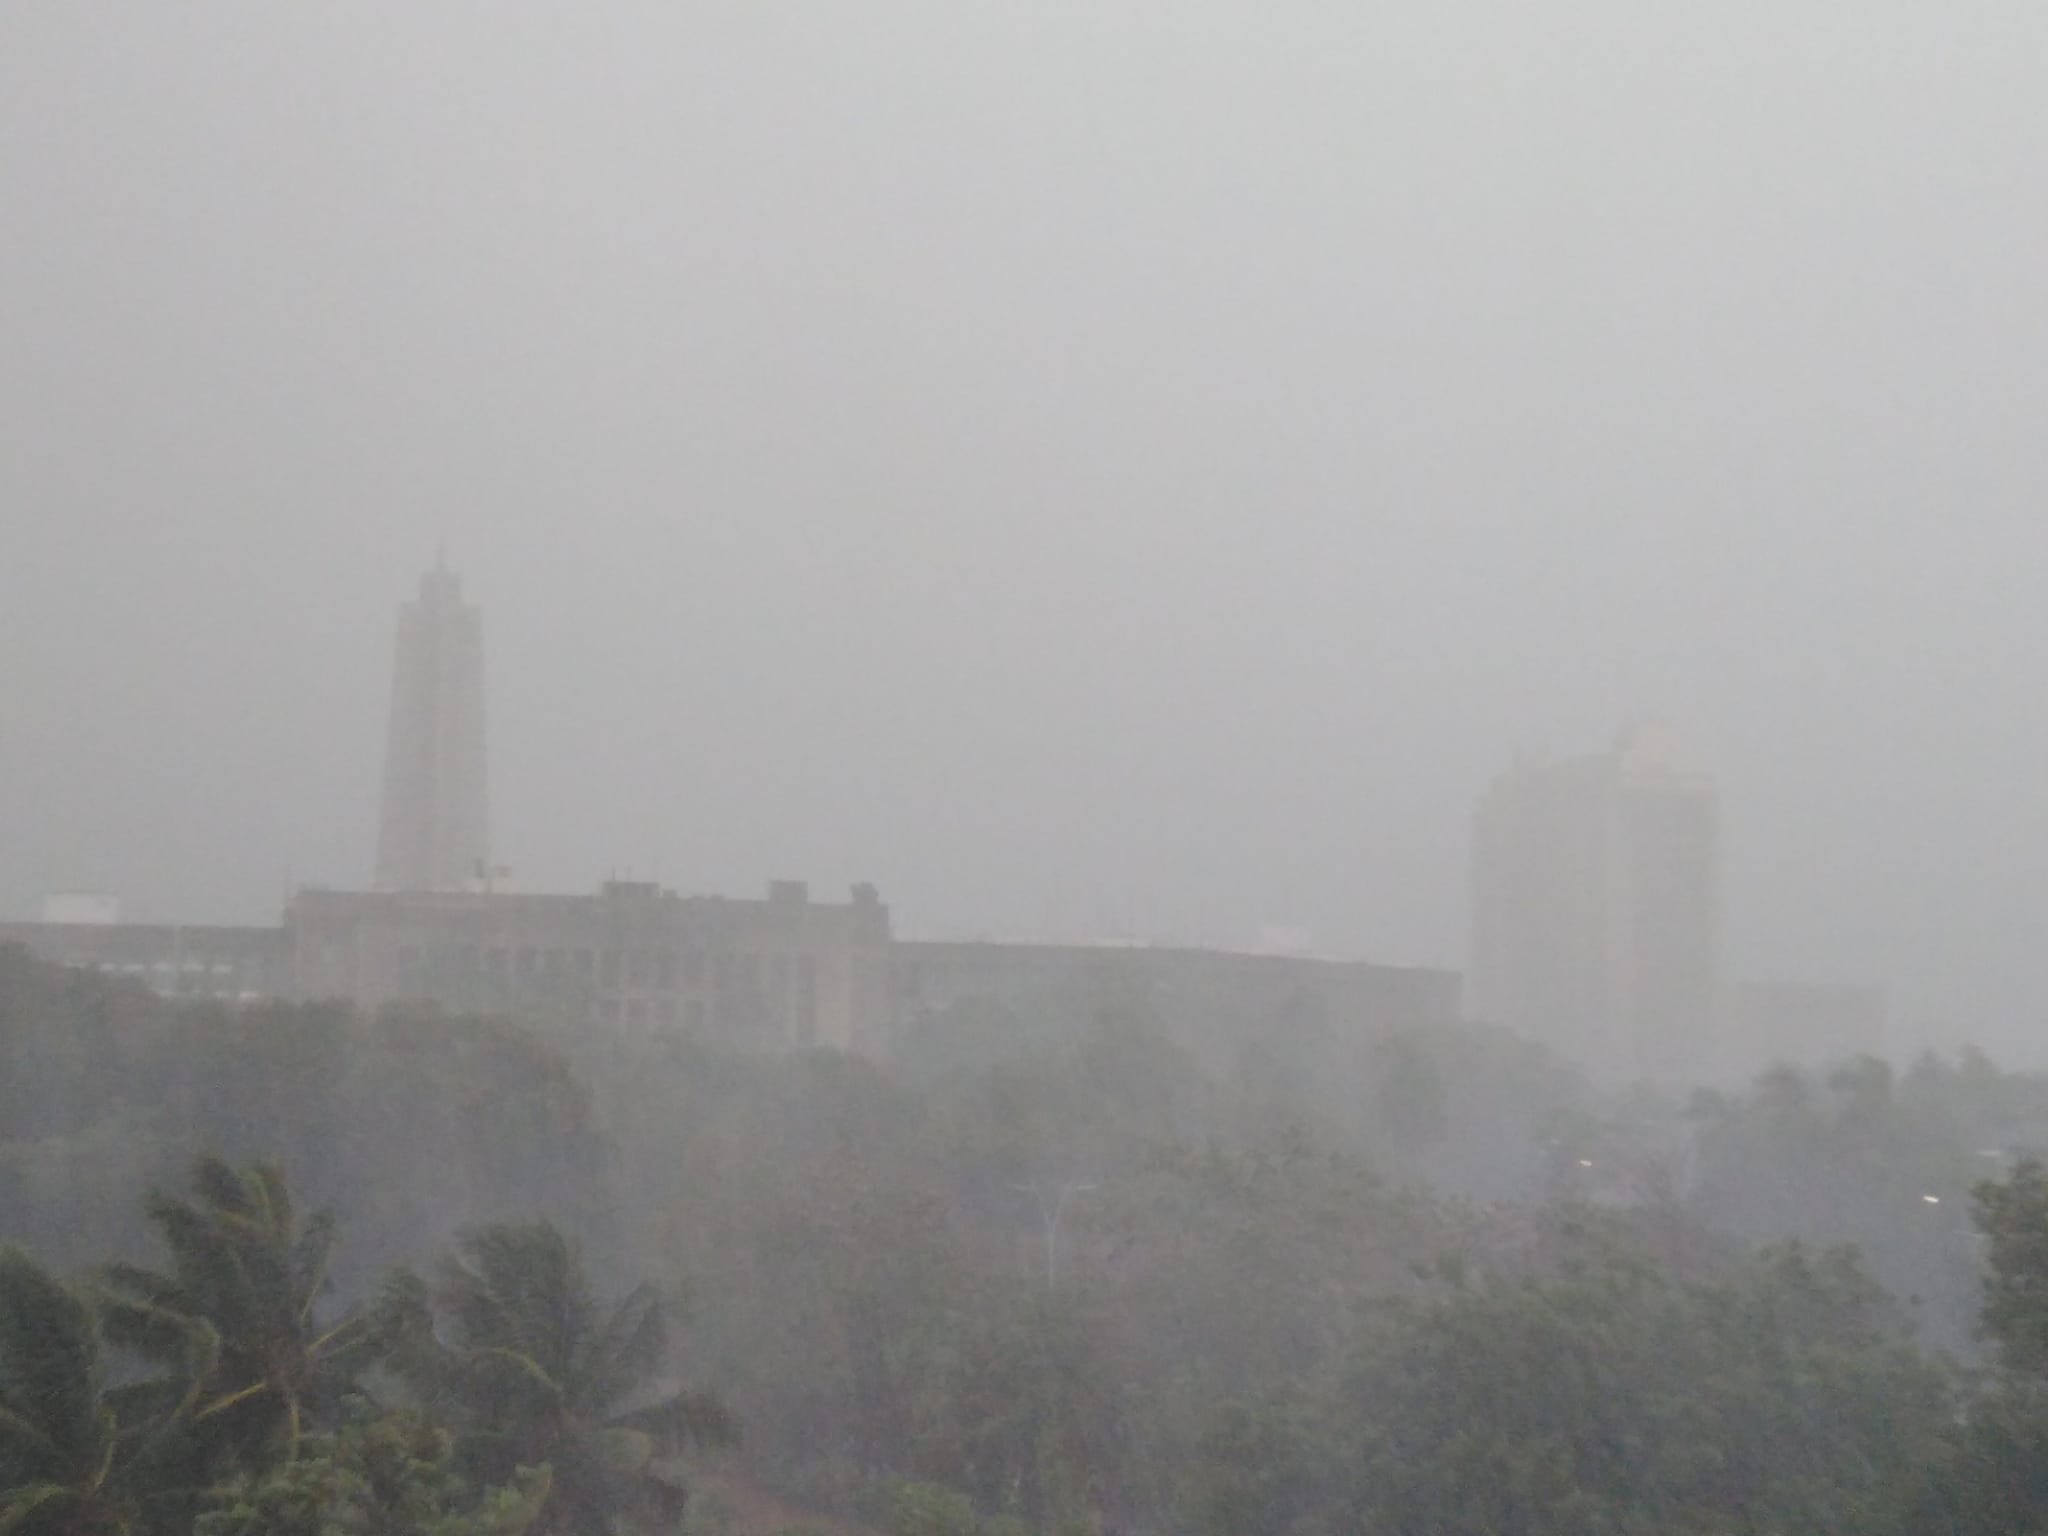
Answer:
1975;1157;2048;1375
0;1245;213;1536
1329;1241;1949;1536
378;1221;733;1535
196;1404;551;1536
1913;1160;2048;1533
97;1158;374;1473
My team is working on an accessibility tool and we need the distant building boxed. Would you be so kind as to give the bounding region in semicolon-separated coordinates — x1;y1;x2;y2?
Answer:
3;880;894;1051
1470;723;1720;1083
894;938;1459;1071
374;558;489;892
0;891;1454;1067
0;918;289;1003
289;878;894;1053
1;562;1454;1065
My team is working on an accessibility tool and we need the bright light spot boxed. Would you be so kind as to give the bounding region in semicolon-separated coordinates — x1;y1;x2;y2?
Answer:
1922;1195;1941;1205
1578;1159;1594;1168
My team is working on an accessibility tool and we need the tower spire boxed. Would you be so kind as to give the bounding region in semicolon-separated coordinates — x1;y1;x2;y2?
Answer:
374;559;490;891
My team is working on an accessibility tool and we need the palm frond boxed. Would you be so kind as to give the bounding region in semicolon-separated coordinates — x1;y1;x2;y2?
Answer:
110;1158;365;1476
0;1402;62;1477
288;1211;338;1323
97;1262;191;1317
0;1247;106;1475
373;1269;464;1408
247;1163;295;1241
577;1283;667;1413
193;1381;271;1422
142;1198;259;1346
606;1389;738;1453
462;1346;567;1410
96;1289;210;1372
441;1223;592;1389
0;1482;82;1536
191;1156;255;1221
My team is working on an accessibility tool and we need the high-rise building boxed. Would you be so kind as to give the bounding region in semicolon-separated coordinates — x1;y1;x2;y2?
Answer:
373;559;489;892
1469;722;1719;1083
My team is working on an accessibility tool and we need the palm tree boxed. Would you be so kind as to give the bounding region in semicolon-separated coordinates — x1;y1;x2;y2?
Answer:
378;1222;734;1535
97;1158;373;1473
0;1246;213;1536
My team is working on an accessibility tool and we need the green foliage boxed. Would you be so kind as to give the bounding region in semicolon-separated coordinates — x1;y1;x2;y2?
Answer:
1911;1161;2048;1534
29;948;2048;1536
1685;1054;2029;1354
1915;1380;2048;1536
0;946;615;1290
0;1243;220;1536
378;1221;732;1536
195;1406;550;1536
0;1246;133;1536
879;1482;977;1536
1328;1240;1952;1536
1974;1157;2048;1375
1186;1395;1330;1536
98;1158;372;1472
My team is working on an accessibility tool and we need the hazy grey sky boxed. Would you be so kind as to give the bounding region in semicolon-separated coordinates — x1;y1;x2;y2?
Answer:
5;3;2046;1055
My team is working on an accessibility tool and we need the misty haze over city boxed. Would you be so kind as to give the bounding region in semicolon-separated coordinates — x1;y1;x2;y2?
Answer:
19;11;2048;1536
7;4;2046;1061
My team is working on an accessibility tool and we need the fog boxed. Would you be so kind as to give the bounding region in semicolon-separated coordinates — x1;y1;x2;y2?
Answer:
6;1;2048;1061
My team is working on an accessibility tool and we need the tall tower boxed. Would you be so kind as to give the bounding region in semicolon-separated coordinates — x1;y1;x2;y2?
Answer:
374;558;489;892
1469;722;1719;1083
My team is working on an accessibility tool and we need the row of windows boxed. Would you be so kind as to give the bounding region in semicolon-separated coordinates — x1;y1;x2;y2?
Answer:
92;958;242;975
395;944;817;995
80;961;262;1001
406;976;823;1047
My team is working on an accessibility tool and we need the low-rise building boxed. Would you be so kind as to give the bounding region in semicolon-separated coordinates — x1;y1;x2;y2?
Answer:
0;919;290;1003
3;890;1452;1069
894;937;1460;1070
286;878;893;1053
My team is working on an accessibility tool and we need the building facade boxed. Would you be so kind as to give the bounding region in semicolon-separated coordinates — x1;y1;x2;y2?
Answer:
1470;723;1720;1083
2;893;1453;1069
289;879;893;1053
4;881;893;1052
375;559;490;892
0;919;290;1004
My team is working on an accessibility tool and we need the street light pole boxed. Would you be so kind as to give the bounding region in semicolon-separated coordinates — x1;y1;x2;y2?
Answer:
1016;1179;1096;1288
